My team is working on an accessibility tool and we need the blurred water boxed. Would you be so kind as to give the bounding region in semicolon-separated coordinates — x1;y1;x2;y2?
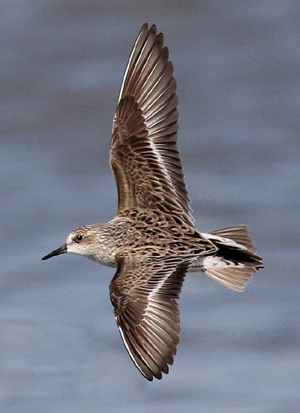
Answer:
1;1;300;412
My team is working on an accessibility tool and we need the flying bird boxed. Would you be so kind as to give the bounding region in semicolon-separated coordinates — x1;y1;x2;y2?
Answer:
42;23;263;381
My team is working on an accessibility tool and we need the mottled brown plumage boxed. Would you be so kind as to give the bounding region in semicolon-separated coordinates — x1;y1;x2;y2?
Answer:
42;24;263;381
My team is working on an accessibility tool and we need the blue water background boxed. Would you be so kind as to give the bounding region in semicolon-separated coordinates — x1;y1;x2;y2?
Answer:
1;1;300;412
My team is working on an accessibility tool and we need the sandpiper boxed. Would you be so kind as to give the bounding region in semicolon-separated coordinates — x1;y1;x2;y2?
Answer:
42;23;263;381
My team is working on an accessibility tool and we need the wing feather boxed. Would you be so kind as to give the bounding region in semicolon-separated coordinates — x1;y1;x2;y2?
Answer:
110;24;193;225
109;255;190;380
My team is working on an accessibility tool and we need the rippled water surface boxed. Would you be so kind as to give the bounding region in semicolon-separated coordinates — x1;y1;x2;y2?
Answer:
1;1;300;412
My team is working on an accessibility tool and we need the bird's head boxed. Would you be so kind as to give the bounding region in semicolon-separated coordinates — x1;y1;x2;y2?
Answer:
42;225;101;261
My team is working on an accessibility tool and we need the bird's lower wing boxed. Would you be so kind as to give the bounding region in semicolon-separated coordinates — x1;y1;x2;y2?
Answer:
109;254;191;380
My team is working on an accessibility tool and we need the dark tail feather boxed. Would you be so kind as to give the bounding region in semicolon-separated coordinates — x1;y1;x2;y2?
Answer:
201;225;263;292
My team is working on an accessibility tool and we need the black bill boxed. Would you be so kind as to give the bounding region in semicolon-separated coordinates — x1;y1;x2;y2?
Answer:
42;243;67;260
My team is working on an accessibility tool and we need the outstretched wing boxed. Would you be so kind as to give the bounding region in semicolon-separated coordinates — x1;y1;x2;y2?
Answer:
109;255;191;381
110;23;194;225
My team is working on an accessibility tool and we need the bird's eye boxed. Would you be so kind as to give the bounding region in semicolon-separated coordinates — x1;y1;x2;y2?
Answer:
75;235;83;243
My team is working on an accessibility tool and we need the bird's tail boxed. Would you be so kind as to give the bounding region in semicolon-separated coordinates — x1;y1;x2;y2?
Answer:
191;225;263;292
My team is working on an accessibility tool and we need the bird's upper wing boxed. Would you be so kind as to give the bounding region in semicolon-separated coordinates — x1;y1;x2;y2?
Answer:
109;254;191;380
110;23;194;225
